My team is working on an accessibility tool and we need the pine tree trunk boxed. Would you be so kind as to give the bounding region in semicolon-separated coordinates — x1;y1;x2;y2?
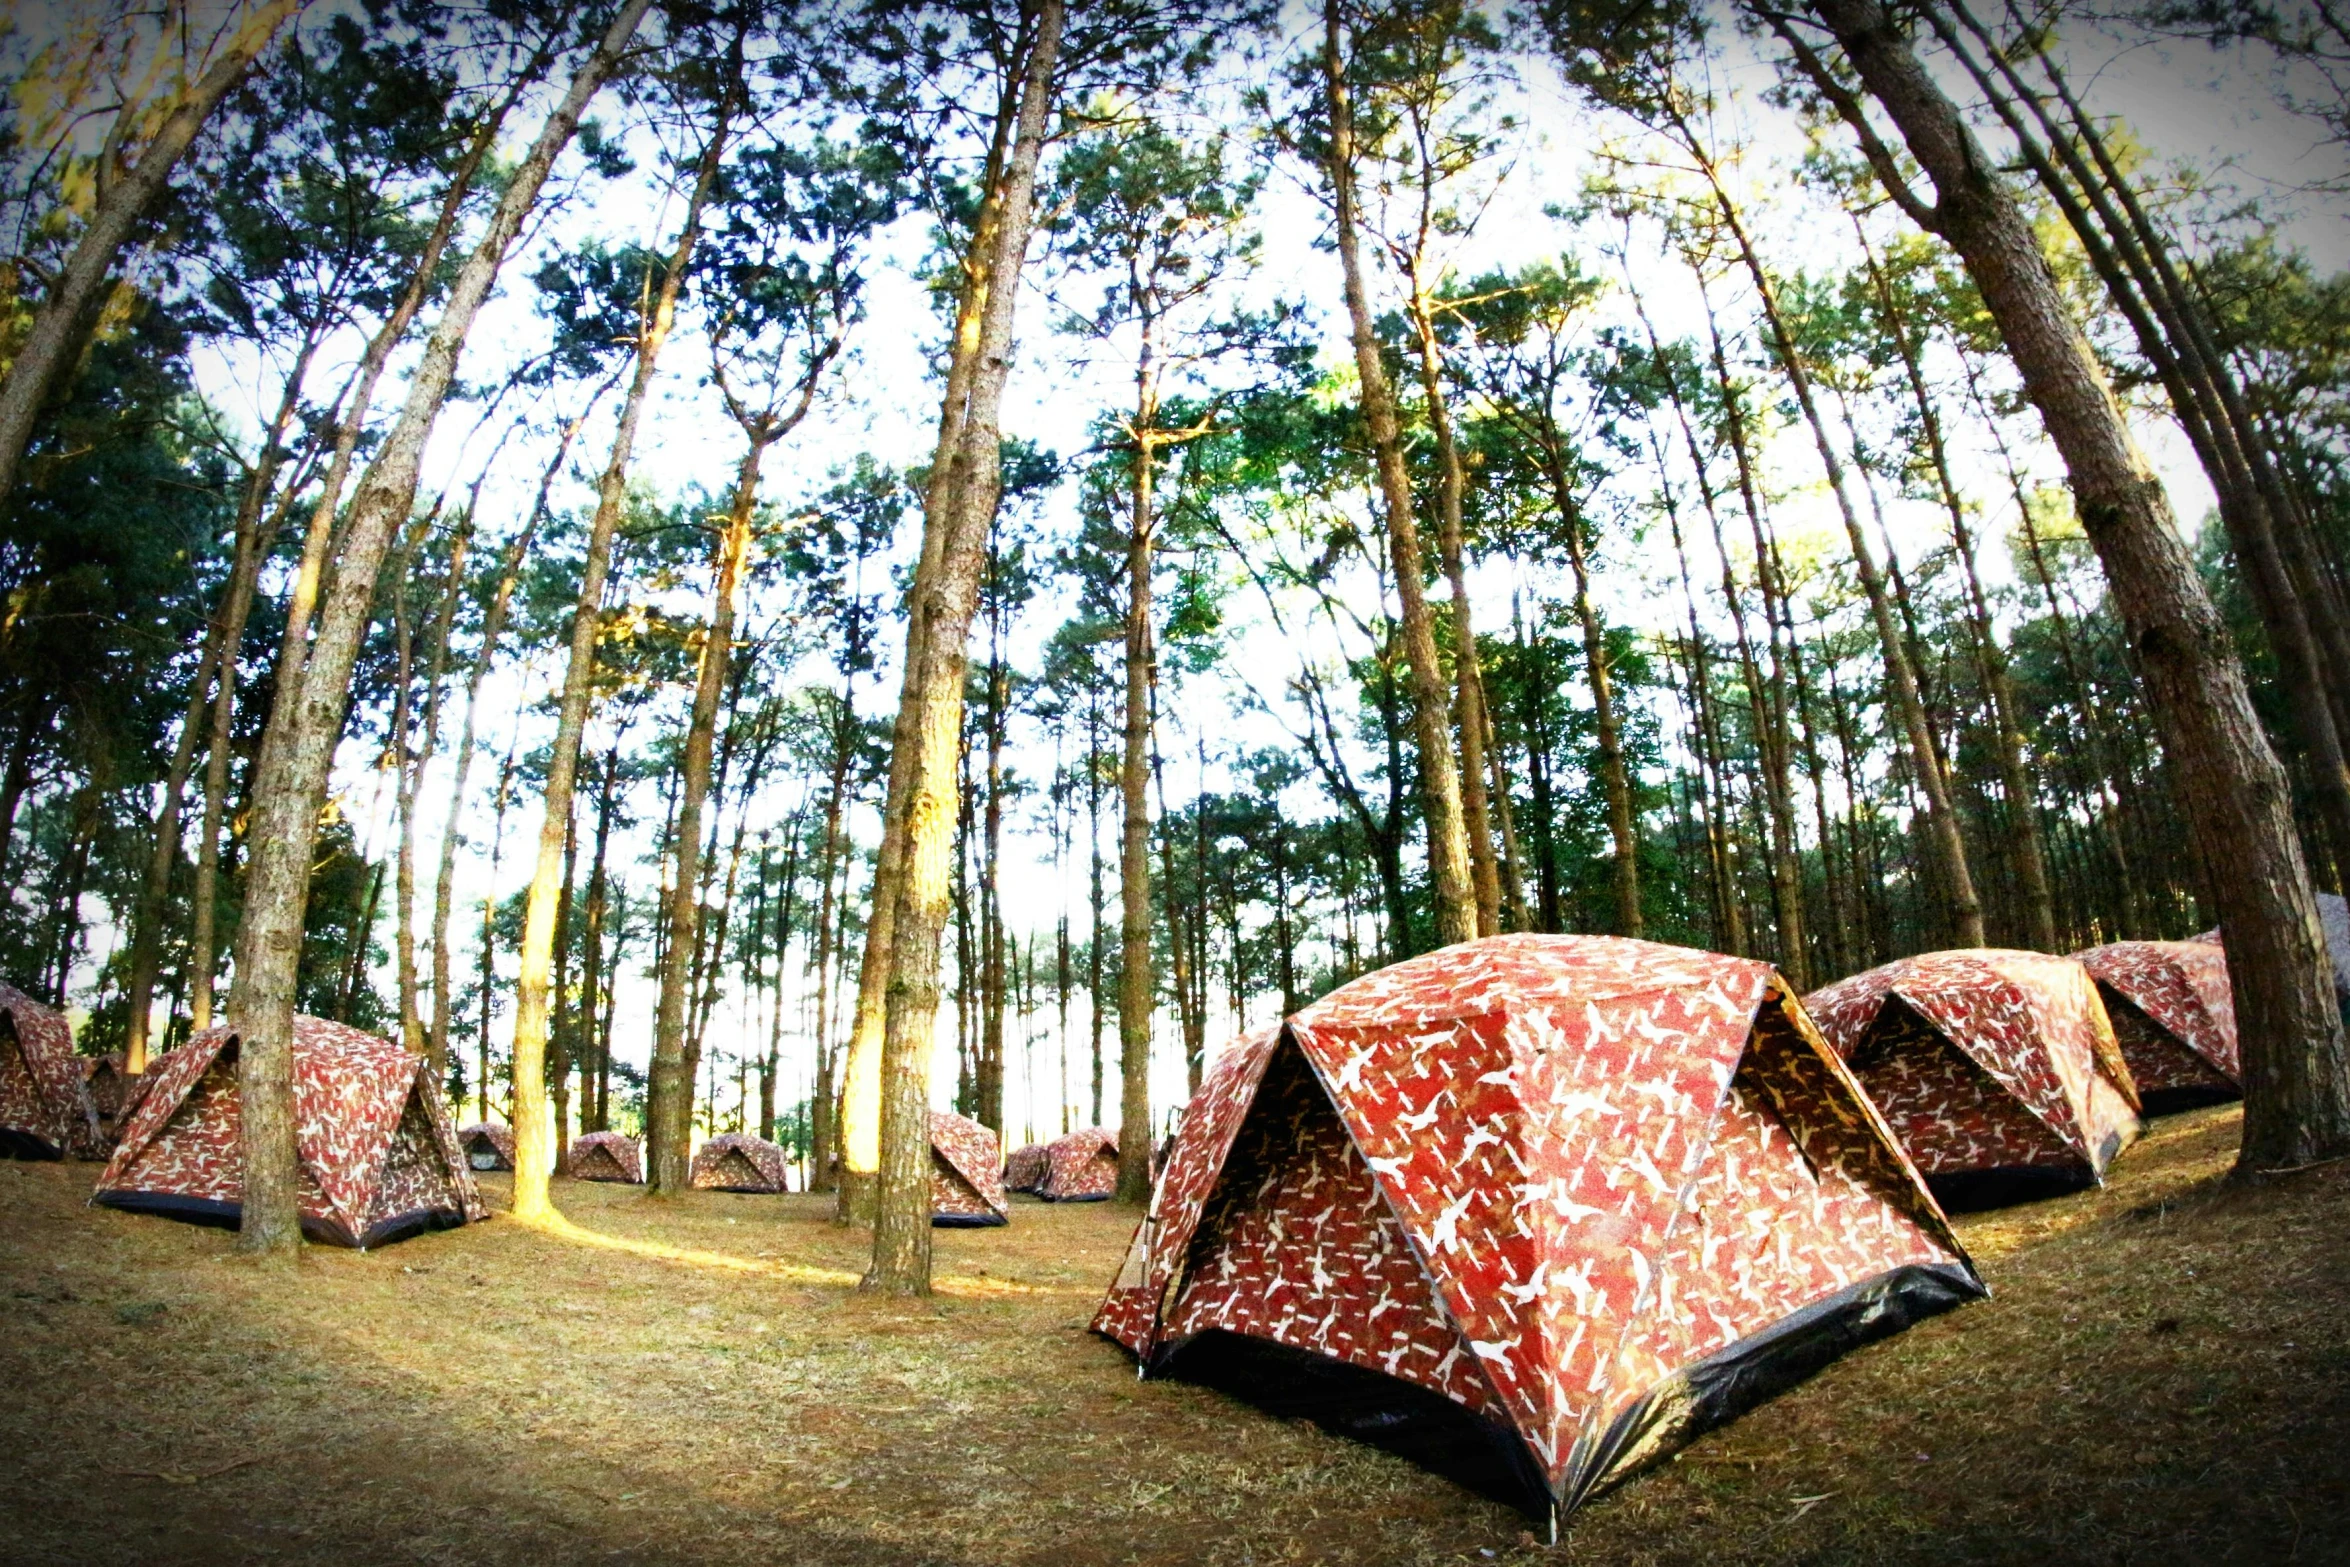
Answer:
1796;0;2350;1167
648;447;761;1195
1117;407;1157;1204
227;3;649;1256
835;29;1032;1227
1701;304;1808;983
0;0;299;506
125;349;312;1067
1321;0;1477;946
1408;292;1501;935
1699;157;1984;949
507;58;713;1219
428;417;578;1080
867;0;1062;1295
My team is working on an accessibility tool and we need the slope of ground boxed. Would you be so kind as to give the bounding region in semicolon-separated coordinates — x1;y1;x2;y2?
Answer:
0;1104;2342;1565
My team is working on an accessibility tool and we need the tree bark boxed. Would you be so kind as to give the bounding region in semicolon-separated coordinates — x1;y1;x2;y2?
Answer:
428;406;587;1080
1321;0;1477;947
867;0;1061;1294
648;446;762;1195
1407;293;1501;935
227;2;649;1257
507;52;716;1220
1117;399;1157;1204
1792;0;2350;1167
835;29;1029;1227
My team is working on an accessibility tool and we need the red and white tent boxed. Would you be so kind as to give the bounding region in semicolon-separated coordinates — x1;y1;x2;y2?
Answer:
1036;1127;1117;1201
0;983;100;1160
930;1110;1008;1226
690;1132;789;1193
1805;949;2141;1206
83;1052;150;1145
569;1130;642;1183
456;1122;515;1171
2074;940;2239;1112
1096;935;1980;1527
92;1015;486;1248
1004;1141;1050;1193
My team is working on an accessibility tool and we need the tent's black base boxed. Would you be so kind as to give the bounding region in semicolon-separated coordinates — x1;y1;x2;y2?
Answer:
94;1190;469;1250
1566;1261;1987;1514
0;1127;64;1160
573;1173;640;1184
701;1183;785;1195
1150;1330;1552;1518
1143;1263;1986;1527
931;1211;1008;1228
2139;1083;2241;1117
1925;1163;2099;1213
1037;1191;1109;1203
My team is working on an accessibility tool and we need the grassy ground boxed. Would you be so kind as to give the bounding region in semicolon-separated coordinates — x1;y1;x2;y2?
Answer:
0;1103;2343;1565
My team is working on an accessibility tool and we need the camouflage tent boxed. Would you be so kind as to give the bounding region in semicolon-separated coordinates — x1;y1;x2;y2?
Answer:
82;1052;150;1146
92;1015;486;1248
456;1122;515;1171
2075;941;2239;1113
690;1132;789;1193
1805;949;2141;1208
569;1131;642;1183
1097;935;1981;1530
1036;1127;1117;1202
1005;1141;1050;1193
0;983;102;1160
931;1110;1008;1226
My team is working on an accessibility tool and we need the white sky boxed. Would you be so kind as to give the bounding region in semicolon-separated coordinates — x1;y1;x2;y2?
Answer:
128;1;2343;1156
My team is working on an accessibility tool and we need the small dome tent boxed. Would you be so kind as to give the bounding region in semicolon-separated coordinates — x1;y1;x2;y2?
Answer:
690;1132;789;1193
456;1122;515;1171
569;1130;642;1183
2074;941;2239;1113
1035;1127;1117;1201
1805;949;2141;1208
82;1052;151;1146
930;1110;1008;1226
1096;935;1981;1531
0;983;101;1160
1004;1141;1050;1194
92;1015;485;1248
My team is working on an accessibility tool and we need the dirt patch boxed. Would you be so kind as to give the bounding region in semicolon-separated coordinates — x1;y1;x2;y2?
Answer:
0;1103;2343;1564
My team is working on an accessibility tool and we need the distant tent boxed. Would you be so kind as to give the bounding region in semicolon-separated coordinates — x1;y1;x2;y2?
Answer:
690;1132;789;1193
0;983;102;1160
2196;890;2350;1016
2075;941;2240;1113
1004;1141;1050;1194
82;1052;150;1145
930;1110;1008;1227
456;1122;514;1172
1805;949;2141;1209
1096;935;1981;1529
92;1015;486;1248
1035;1127;1117;1202
569;1131;642;1184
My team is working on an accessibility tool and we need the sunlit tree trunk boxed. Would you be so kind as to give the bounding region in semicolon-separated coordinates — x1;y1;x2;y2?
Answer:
836;32;1027;1228
649;448;762;1195
227;1;649;1256
868;0;1063;1295
509;60;716;1220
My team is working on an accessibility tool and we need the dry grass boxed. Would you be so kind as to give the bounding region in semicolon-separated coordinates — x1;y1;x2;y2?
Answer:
1;1103;2343;1565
